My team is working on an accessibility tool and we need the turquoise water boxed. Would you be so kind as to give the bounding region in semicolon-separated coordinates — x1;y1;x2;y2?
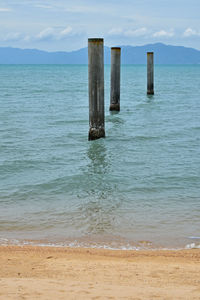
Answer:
0;64;200;249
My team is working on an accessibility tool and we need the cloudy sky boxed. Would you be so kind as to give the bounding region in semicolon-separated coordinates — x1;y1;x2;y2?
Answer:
0;0;200;51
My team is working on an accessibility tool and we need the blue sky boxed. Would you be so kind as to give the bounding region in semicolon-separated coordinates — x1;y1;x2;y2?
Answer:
0;0;200;51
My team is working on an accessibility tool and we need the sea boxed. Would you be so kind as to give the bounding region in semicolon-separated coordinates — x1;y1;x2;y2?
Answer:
0;64;200;250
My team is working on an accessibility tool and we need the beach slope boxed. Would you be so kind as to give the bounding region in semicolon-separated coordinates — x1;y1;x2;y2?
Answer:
0;246;200;299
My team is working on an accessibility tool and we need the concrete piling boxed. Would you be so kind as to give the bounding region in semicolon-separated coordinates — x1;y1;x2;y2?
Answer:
147;52;154;95
110;47;121;111
88;38;105;140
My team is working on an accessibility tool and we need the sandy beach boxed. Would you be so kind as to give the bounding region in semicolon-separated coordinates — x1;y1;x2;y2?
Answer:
0;246;200;299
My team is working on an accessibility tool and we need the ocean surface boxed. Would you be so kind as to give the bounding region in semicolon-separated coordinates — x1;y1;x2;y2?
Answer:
0;64;200;250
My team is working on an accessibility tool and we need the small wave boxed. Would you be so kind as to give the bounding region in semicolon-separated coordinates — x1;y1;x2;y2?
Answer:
0;237;193;251
106;116;125;124
0;237;140;250
185;243;200;249
132;135;159;141
186;236;200;249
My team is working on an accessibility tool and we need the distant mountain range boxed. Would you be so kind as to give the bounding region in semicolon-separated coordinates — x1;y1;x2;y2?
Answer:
0;43;200;64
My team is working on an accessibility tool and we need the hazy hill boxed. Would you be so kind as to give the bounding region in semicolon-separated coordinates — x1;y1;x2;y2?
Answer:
0;43;200;64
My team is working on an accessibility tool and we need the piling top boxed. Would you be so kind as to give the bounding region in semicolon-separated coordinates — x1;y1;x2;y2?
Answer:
111;47;121;51
88;38;104;43
147;52;154;54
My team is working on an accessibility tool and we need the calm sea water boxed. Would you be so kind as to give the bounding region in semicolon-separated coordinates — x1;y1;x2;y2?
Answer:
0;64;200;249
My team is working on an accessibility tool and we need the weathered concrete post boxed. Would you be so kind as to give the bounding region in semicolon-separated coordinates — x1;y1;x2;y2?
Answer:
110;47;121;111
88;38;105;140
147;52;154;95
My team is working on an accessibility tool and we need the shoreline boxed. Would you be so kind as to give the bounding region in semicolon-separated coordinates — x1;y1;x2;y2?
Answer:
1;245;200;299
1;236;199;251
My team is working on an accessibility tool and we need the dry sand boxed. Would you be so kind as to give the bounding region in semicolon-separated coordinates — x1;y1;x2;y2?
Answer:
0;246;200;299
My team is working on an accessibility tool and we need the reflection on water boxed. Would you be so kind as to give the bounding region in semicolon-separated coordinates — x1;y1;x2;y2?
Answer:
78;200;116;235
86;140;110;175
77;138;121;235
106;113;125;125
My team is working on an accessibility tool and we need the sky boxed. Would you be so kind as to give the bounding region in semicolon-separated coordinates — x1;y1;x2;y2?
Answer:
0;0;200;51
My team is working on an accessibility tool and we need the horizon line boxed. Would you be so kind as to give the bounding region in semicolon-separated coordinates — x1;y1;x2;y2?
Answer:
0;42;200;53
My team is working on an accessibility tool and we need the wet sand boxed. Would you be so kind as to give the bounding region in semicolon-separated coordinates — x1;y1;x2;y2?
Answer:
0;246;200;299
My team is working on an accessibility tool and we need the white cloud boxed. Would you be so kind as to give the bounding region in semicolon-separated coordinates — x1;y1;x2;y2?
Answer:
0;7;11;12
108;27;147;37
0;26;77;44
2;32;23;41
36;28;55;40
108;28;123;36
34;5;53;9
59;26;73;38
153;29;174;37
36;26;75;41
24;35;31;42
183;28;200;37
124;27;147;37
64;6;98;13
32;3;100;13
